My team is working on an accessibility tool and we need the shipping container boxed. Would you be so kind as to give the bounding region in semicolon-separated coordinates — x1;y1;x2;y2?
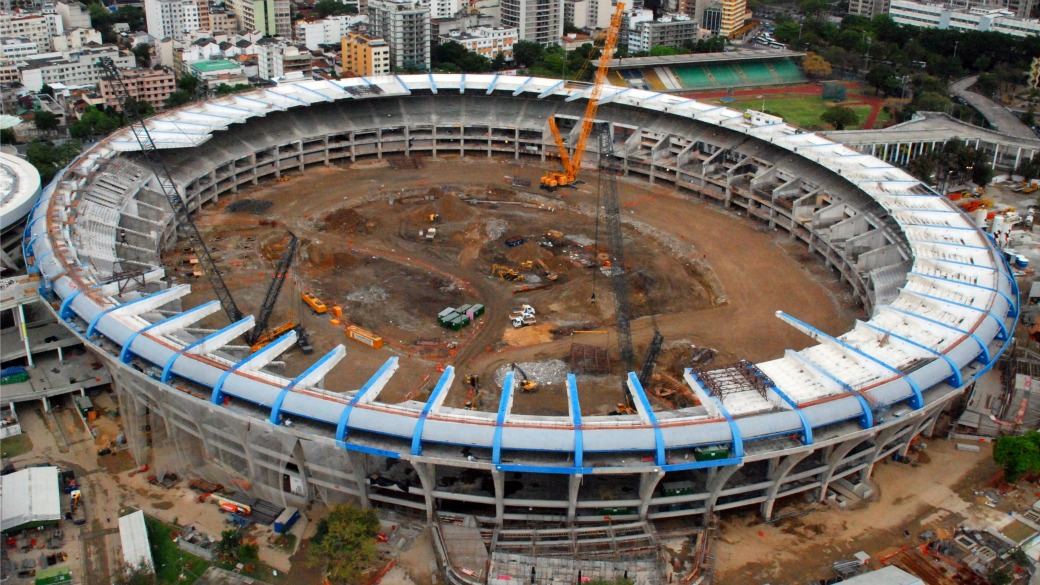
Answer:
662;481;695;497
693;445;730;462
470;304;485;318
347;326;384;349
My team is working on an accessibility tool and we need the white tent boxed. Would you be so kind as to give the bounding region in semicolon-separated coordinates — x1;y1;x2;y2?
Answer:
118;510;154;573
0;466;61;531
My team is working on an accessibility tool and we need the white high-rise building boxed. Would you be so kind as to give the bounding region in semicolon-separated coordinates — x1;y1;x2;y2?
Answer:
55;1;92;29
226;0;291;36
367;0;431;71
564;0;613;29
427;0;461;18
145;0;202;40
501;0;563;45
294;14;368;50
0;10;64;52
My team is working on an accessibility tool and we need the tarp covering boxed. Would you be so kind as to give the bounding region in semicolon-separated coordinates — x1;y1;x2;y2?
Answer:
0;466;61;531
118;510;154;573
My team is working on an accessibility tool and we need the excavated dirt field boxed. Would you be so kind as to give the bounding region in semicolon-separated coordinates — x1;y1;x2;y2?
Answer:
164;156;860;417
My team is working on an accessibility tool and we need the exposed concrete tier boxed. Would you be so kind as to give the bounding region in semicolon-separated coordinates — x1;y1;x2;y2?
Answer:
23;75;1017;529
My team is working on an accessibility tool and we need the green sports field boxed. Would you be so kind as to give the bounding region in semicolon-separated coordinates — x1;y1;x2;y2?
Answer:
709;95;886;130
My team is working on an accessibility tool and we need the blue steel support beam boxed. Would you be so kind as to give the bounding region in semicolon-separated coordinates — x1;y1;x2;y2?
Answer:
211;330;296;405
160;317;254;383
903;290;1008;340
120;300;221;363
759;382;813;445
860;321;962;387
567;374;584;469
778;311;923;410
86;285;189;339
428;73;437;94
882;305;991;364
59;287;91;320
909;271;1017;318
486;74;499;94
335;357;400;445
270;345;346;424
627;373;666;465
785;351;874;428
392;75;412;94
492;372;515;465
685;369;744;458
512;77;533;96
410;367;455;456
459;73;465;93
537;80;565;99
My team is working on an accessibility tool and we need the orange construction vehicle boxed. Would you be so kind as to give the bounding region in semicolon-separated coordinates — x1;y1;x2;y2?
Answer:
302;291;327;314
540;3;625;191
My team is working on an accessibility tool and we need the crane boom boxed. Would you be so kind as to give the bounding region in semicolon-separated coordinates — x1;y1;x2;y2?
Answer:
97;57;244;326
541;2;625;190
245;232;298;345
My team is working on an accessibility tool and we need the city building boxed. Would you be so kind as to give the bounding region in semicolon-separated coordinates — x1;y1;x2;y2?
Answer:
500;0;564;45
0;36;38;58
187;58;248;88
701;2;721;33
294;13;368;50
439;25;516;60
625;13;698;52
256;39;312;79
848;0;889;17
15;46;135;91
145;0;203;40
367;0;431;71
226;0;290;36
98;66;177;110
888;0;1040;36
429;0;461;18
51;26;102;50
208;6;234;31
719;0;747;37
430;11;494;41
341;30;390;75
558;30;591;50
564;0;613;29
0;9;64;52
54;1;92;29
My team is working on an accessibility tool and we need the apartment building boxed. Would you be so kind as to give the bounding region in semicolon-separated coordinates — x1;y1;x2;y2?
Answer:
563;0;614;29
295;13;367;50
429;0;461;18
0;36;37;59
439;25;516;60
626;14;699;52
718;0;746;37
341;30;390;75
256;39;312;79
145;0;202;40
55;1;91;29
51;26;101;50
367;0;431;71
0;9;64;52
500;0;563;45
16;46;135;91
98;66;177;110
226;0;290;36
889;0;1040;36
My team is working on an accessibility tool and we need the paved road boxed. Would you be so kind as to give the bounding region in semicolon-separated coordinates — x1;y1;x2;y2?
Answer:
950;76;1037;140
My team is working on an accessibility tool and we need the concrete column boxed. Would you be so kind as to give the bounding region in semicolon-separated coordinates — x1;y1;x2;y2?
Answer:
637;469;665;521
57;346;63;362
857;425;901;484
514;128;520;160
431;127;437;158
492;470;504;524
992;144;1000;168
273;144;282;178
297;141;305;173
703;465;741;523
9;402;15;417
900;411;939;457
16;304;33;368
376;129;383;160
41;397;49;412
1015;147;1023;170
818;437;869;501
412;462;436;523
882;143;890;162
250;153;258;186
761;451;812;521
350;131;357;162
324;136;330;166
567;475;581;524
346;451;371;509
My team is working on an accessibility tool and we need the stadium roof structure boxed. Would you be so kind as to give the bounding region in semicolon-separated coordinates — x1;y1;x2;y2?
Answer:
29;74;1018;476
597;48;806;69
0;151;42;232
0;466;61;532
118;511;154;573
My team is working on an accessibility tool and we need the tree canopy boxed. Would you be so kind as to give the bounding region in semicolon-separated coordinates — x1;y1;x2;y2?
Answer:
313;0;358;17
820;105;859;129
308;505;380;584
26;140;82;184
994;432;1040;482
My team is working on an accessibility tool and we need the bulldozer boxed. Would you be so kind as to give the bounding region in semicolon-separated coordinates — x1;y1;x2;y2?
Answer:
491;264;524;282
511;363;539;392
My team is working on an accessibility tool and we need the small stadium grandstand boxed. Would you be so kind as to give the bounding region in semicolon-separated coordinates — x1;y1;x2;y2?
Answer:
606;49;806;92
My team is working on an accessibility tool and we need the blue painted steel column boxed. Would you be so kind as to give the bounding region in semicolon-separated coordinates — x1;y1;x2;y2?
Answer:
567;374;583;469
486;74;500;94
160;317;252;383
761;383;813;445
627;373;666;466
685;369;745;458
271;346;346;424
780;312;923;410
120;300;220;363
335;357;400;444
861;321;962;387
491;373;514;465
86;285;187;339
211;331;294;405
785;352;874;428
410;367;454;456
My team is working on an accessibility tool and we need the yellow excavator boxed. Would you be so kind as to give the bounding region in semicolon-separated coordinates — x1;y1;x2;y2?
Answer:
541;2;626;191
511;363;539;392
491;264;524;282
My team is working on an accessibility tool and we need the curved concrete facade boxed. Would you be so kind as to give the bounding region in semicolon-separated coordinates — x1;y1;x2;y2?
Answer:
23;75;1017;530
1;151;41;234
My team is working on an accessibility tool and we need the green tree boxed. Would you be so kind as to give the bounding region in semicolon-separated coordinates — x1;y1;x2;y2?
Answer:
213;83;251;96
40;84;55;97
165;90;192;108
33;110;60;132
308;505;380;584
69;106;123;140
132;44;152;68
215;529;242;560
236;542;259;565
26;140;82;184
649;45;678;57
821;105;859;129
177;74;203;99
0;128;15;145
313;0;358;17
513;41;543;68
993;432;1040;482
972;162;994;186
866;64;898;96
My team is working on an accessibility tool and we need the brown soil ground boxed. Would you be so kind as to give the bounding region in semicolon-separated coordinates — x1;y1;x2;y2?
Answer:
164;156;859;417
